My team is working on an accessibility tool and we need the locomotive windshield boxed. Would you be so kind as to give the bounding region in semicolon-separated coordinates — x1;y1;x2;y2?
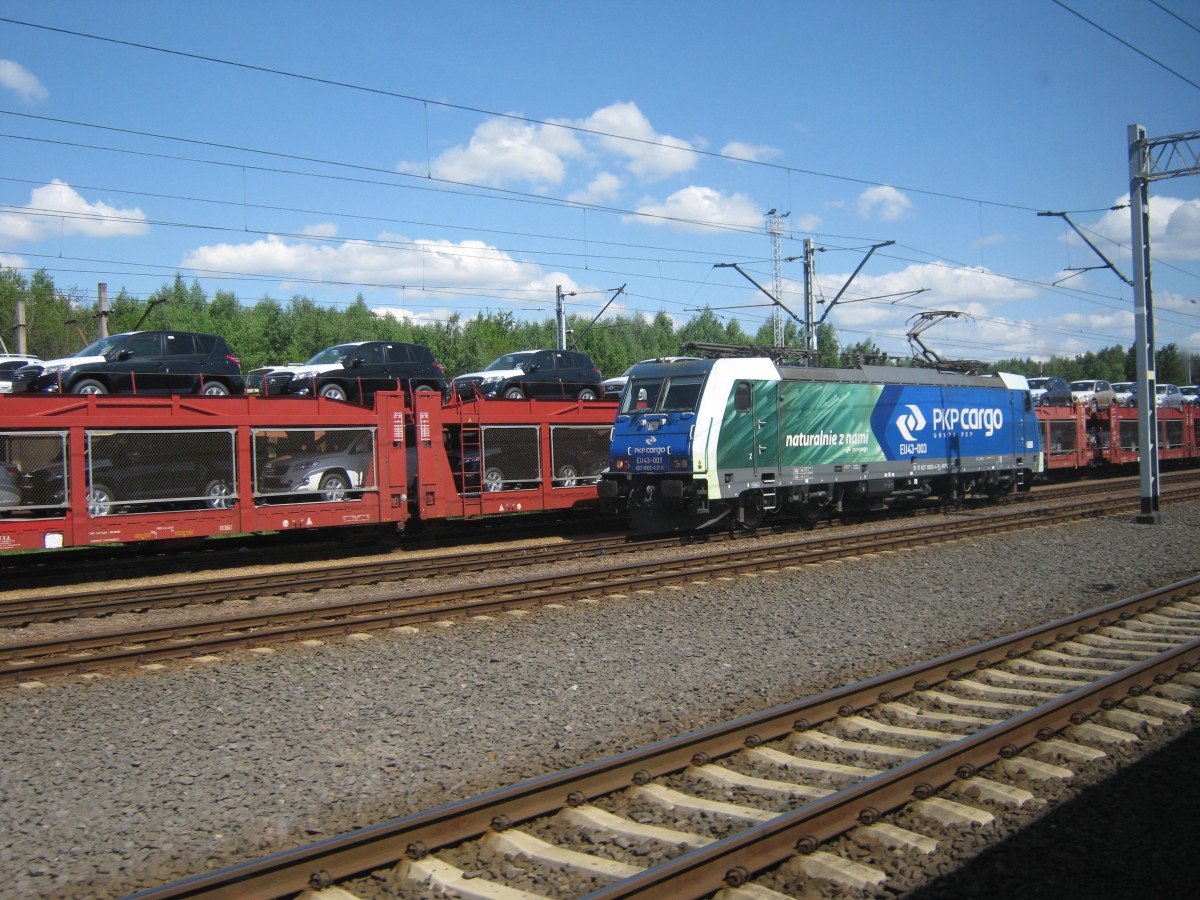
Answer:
619;375;704;414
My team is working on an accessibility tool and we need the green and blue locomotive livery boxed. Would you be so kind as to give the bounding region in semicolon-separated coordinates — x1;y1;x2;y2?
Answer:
598;357;1043;530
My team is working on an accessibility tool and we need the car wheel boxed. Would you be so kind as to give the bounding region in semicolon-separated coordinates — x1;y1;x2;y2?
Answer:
483;466;505;492
319;471;350;502
503;386;524;400
74;379;108;395
86;483;115;517
202;382;230;396
556;463;579;487
414;384;436;393
320;384;348;401
204;478;235;509
577;388;598;401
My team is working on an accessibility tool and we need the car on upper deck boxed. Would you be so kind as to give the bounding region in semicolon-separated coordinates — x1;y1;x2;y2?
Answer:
251;341;446;405
1156;383;1186;410
1027;376;1071;407
9;331;243;396
1111;381;1136;407
453;350;603;401
0;354;41;394
1069;379;1116;410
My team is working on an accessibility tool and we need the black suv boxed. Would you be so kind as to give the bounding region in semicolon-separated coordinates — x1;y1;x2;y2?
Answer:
252;341;446;404
11;331;244;396
453;350;603;400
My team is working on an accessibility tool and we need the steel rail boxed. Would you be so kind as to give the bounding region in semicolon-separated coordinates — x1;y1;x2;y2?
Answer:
123;576;1200;899
2;476;1189;628
3;489;1197;684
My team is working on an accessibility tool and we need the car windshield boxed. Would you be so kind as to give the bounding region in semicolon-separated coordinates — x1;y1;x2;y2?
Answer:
75;333;133;358
484;352;536;372
1070;381;1096;391
306;344;360;365
1114;383;1132;391
619;375;705;414
1028;378;1048;388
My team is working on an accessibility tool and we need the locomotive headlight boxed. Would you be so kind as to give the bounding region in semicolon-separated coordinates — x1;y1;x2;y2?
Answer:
669;457;690;471
613;457;630;471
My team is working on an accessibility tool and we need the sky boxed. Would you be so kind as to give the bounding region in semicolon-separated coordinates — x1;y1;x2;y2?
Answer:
0;0;1197;370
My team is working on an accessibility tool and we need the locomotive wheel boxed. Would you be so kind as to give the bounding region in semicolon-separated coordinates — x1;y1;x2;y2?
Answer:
204;479;235;510
74;379;108;395
738;489;766;532
796;499;822;529
86;484;115;517
318;471;350;502
319;383;348;401
483;466;505;492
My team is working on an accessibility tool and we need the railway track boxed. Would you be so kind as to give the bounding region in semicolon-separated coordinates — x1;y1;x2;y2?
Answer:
3;476;1194;631
124;576;1200;899
0;471;1181;598
4;485;1199;685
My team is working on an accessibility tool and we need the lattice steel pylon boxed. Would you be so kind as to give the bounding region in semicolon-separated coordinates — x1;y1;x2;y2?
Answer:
766;209;788;347
1128;124;1199;524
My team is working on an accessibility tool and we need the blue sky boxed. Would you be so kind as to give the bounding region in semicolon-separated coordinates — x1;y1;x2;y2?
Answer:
0;1;1197;368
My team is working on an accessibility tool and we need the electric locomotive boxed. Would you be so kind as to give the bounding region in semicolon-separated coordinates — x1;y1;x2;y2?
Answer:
598;357;1043;531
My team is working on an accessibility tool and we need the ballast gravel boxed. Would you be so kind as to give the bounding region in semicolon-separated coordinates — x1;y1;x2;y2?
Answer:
1;504;1199;899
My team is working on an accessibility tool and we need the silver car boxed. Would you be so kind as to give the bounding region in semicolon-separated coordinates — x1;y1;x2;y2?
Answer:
257;431;375;501
1156;383;1185;410
1111;381;1135;407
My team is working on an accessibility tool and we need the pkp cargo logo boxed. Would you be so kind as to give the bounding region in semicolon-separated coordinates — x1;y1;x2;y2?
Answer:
895;404;926;442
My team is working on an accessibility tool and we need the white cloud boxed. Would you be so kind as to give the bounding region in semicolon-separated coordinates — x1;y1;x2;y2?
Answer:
180;232;579;309
0;253;27;270
578;102;696;181
398;101;700;196
568;172;623;205
399;116;584;188
720;141;783;163
0;60;47;103
630;186;763;233
857;185;915;222
0;180;149;241
1089;194;1200;261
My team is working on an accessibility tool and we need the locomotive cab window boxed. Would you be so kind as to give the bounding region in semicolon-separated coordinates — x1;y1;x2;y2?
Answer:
619;375;703;414
734;381;752;412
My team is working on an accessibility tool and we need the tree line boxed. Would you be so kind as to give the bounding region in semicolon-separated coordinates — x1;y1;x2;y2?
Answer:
2;268;1196;385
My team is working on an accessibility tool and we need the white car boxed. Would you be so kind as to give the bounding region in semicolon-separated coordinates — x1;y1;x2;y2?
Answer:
1180;385;1199;406
0;354;42;393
